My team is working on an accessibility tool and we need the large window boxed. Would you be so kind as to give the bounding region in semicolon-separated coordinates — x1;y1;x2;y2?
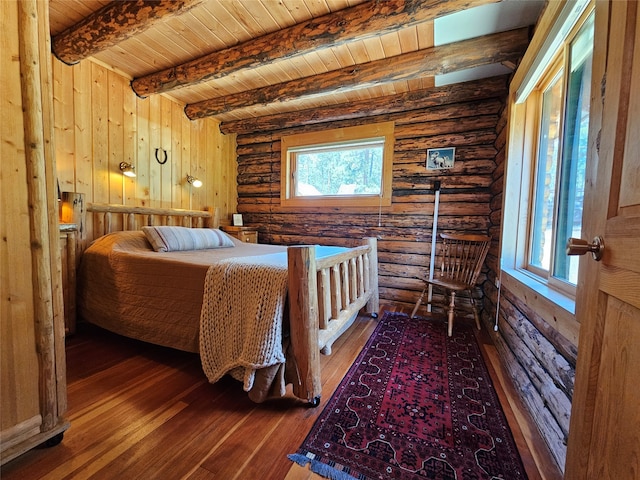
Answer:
506;5;594;299
281;122;394;208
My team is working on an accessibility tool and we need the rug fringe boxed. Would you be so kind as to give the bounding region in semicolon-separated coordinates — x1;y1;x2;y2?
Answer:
288;452;358;480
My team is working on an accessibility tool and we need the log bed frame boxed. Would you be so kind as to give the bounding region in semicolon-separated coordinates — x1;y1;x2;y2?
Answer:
82;203;379;405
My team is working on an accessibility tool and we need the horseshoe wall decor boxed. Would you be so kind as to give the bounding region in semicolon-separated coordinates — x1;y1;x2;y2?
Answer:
155;148;168;165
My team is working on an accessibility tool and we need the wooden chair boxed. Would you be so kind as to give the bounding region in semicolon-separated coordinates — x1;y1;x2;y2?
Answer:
411;233;491;336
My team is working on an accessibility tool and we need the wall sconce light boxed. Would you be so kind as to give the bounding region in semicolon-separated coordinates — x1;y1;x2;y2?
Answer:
119;162;136;177
186;174;202;188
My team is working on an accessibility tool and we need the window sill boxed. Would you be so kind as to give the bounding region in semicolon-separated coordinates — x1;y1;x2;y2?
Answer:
503;268;575;314
500;267;579;346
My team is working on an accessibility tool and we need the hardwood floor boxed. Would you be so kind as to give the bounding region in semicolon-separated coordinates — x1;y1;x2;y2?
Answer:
1;307;562;479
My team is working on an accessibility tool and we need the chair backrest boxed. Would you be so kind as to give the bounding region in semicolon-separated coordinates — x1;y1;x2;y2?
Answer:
436;233;491;287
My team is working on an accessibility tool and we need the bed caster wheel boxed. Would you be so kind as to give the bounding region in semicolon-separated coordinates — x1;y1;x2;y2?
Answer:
38;432;64;449
307;396;321;408
371;312;378;319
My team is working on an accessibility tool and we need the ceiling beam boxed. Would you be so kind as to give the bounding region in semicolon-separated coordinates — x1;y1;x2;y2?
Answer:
185;27;529;120
219;76;509;136
131;0;499;98
52;0;206;65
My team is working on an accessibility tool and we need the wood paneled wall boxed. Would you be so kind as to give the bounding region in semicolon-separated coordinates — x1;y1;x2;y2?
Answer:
52;57;237;244
482;103;573;470
225;76;508;312
1;0;43;439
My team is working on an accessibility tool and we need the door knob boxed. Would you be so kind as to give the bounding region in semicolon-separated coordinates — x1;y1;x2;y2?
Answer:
566;236;604;261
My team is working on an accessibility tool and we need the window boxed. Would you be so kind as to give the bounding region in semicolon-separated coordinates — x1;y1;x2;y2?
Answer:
529;11;594;290
504;4;594;299
281;122;394;208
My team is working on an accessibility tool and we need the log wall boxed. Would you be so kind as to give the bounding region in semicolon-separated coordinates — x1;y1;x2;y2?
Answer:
52;57;237;245
481;102;574;471
224;77;507;314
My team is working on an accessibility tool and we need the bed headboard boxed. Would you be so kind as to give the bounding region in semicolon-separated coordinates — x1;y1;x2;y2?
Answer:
86;203;220;239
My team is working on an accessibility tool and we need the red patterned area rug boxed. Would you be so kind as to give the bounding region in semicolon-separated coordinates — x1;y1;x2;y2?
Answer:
288;311;527;480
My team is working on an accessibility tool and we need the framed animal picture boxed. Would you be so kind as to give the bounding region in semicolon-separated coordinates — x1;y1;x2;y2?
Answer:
426;147;456;170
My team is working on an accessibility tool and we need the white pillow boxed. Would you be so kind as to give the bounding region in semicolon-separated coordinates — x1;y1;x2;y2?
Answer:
142;226;235;252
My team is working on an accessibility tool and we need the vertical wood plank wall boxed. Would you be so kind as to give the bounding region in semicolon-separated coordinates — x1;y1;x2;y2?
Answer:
52;57;237;244
1;0;41;438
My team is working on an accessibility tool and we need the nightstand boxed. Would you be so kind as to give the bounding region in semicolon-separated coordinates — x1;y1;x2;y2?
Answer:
221;225;258;243
59;223;78;335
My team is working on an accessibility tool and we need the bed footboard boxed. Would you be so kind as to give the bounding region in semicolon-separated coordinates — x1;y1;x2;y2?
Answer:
287;238;379;404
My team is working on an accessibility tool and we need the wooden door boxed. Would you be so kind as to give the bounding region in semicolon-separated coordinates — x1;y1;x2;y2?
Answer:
564;1;640;478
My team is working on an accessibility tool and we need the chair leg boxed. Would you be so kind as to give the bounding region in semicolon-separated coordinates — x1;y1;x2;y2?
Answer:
411;287;426;319
469;292;481;331
447;290;456;336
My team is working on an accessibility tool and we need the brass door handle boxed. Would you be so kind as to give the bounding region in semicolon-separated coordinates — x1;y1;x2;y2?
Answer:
566;236;604;261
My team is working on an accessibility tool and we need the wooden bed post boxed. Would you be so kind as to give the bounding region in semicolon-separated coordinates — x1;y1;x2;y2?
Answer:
203;206;220;228
287;245;321;404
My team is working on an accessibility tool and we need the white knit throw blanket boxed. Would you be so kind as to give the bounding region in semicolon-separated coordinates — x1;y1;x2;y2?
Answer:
199;254;288;392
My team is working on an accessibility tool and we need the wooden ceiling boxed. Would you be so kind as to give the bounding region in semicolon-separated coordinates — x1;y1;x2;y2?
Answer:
48;0;539;124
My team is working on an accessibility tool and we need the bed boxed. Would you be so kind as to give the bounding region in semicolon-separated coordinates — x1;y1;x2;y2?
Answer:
76;203;379;405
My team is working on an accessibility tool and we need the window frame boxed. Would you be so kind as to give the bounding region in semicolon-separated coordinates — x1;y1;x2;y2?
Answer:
502;1;594;307
280;122;394;208
525;54;567;289
528;9;593;297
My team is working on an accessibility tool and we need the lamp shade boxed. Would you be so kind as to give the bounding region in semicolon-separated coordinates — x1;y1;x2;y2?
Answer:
119;162;136;177
186;174;202;188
